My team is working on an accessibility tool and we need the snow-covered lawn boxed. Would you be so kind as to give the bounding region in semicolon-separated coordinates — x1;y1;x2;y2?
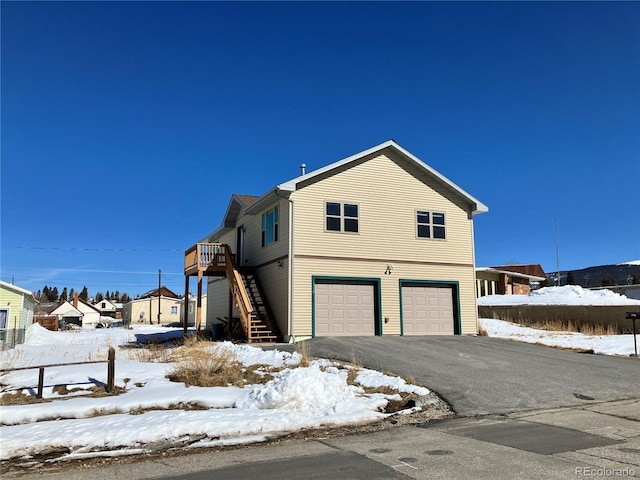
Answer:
479;318;639;356
477;284;640;306
0;325;433;463
478;285;640;356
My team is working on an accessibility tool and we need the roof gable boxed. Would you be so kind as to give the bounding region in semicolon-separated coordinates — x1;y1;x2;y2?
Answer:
278;140;488;215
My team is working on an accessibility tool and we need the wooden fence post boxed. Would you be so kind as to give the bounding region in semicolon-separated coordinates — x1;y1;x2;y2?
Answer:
37;367;45;399
106;347;115;393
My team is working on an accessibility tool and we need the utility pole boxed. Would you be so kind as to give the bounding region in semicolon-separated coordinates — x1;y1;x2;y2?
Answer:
554;218;560;286
157;269;162;325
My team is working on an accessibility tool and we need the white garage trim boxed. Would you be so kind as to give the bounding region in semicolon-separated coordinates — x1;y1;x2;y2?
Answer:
312;277;382;337
399;280;461;335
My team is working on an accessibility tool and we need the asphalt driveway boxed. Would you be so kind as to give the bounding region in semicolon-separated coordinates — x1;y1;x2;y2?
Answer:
285;336;640;416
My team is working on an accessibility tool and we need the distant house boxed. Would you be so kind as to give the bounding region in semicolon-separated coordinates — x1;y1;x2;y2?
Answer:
94;298;118;317
0;280;36;347
476;265;547;297
123;286;186;325
184;140;488;342
49;293;102;328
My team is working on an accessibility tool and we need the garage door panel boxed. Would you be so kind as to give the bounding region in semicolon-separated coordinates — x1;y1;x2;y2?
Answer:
403;285;455;336
315;282;376;337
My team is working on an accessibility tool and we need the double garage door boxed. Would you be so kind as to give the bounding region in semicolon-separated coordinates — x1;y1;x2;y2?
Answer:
314;280;456;337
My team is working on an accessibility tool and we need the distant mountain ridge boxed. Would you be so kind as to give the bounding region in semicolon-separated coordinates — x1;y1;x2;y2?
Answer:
548;262;640;287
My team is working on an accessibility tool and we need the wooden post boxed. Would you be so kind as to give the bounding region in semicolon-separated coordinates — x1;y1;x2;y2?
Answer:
197;271;203;332
107;347;115;393
37;367;45;399
184;275;190;336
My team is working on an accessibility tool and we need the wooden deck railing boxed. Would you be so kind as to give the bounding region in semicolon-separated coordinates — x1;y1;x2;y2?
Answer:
224;247;255;342
184;243;227;275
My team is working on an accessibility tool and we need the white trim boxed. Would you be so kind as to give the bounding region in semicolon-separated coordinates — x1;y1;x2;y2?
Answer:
475;267;546;282
277;140;489;215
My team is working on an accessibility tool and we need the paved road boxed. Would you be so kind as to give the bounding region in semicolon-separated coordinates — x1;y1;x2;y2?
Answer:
6;338;640;480
282;336;640;416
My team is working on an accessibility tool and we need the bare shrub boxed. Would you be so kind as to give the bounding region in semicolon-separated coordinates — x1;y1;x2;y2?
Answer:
167;346;245;387
296;341;310;367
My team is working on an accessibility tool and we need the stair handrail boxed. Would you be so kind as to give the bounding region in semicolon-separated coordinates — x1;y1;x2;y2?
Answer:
223;245;254;342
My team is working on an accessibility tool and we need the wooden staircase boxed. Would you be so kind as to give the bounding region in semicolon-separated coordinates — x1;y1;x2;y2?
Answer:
238;268;282;343
184;243;282;344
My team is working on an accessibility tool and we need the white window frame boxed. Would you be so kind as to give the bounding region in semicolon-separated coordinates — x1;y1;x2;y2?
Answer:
325;201;359;234
261;206;279;247
416;210;446;240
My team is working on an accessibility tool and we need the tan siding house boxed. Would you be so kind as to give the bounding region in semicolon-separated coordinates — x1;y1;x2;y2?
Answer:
193;140;488;340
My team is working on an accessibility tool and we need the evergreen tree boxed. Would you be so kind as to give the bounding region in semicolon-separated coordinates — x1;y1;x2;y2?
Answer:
601;276;616;287
566;271;576;285
95;292;104;302
114;291;120;302
60;287;68;302
43;285;50;301
632;274;640;285
48;286;59;302
79;286;89;301
121;293;131;303
105;290;111;300
69;288;75;301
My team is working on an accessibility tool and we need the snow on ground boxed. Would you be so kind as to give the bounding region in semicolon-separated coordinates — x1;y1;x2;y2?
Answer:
478;285;640;356
479;318;639;356
0;325;430;462
619;260;640;266
477;285;640;306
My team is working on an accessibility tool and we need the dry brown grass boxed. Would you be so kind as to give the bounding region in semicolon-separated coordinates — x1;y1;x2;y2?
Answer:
531;319;620;335
0;390;41;406
167;344;245;387
296;340;311;367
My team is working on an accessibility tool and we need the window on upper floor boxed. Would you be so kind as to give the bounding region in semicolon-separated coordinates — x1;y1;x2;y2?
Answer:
262;206;279;247
417;210;446;239
326;202;359;233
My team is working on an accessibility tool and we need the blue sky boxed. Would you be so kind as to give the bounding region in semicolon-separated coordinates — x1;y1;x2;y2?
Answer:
2;1;639;297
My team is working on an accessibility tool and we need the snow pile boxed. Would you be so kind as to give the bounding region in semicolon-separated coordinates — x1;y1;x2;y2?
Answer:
0;325;429;461
619;260;640;265
477;285;640;306
479;318;639;356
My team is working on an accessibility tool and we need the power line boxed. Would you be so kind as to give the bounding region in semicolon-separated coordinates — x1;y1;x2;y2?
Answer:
3;246;182;252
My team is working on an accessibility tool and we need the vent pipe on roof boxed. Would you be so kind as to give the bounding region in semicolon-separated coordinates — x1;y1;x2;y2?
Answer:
300;163;306;175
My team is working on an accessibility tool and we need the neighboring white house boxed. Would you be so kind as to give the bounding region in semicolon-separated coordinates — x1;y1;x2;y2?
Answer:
49;294;101;328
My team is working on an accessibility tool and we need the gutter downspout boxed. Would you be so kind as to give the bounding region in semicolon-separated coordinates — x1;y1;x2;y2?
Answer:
275;188;295;342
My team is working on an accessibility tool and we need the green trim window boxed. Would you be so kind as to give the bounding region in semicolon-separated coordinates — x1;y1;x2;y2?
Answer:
417;210;446;239
326;202;359;233
261;206;279;247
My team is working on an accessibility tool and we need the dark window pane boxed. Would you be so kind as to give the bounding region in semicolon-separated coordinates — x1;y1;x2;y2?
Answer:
344;218;358;232
417;211;429;224
433;213;445;225
326;202;340;216
327;217;341;231
433;226;446;239
344;204;358;218
418;225;430;238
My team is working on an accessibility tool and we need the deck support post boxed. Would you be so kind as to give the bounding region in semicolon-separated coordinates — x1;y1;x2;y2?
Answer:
196;271;203;333
183;275;190;336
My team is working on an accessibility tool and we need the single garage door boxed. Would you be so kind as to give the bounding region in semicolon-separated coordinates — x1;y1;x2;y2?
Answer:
402;285;455;335
315;282;376;336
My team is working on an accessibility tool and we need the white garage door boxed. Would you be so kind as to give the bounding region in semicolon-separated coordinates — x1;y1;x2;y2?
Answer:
315;282;375;336
402;285;455;335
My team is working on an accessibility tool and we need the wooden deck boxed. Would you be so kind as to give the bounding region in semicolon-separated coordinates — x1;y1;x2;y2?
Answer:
184;243;228;277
